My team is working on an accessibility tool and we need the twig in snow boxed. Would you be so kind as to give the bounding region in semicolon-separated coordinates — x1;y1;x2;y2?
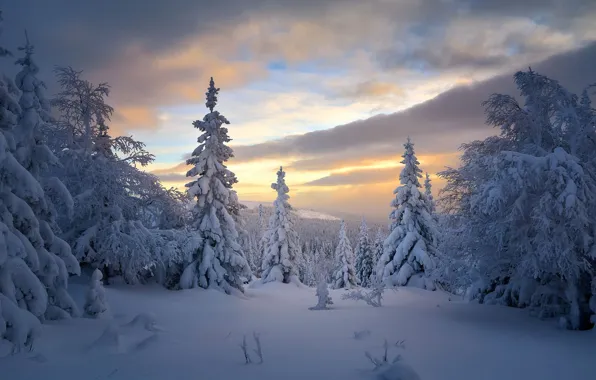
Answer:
365;338;406;371
253;331;263;364
240;335;252;364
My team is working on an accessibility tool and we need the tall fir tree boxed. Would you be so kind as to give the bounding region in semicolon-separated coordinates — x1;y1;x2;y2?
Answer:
377;138;438;290
370;227;385;284
261;167;301;284
332;220;358;289
180;77;251;293
0;15;47;350
354;217;374;288
13;33;81;318
424;172;435;213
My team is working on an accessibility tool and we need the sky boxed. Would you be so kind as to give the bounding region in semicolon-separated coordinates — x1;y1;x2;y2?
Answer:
2;0;596;220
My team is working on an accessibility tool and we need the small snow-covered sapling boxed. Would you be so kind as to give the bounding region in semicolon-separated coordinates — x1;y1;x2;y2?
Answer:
84;269;110;318
310;276;333;310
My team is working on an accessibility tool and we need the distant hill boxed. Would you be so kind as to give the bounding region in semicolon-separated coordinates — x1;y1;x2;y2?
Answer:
241;200;347;222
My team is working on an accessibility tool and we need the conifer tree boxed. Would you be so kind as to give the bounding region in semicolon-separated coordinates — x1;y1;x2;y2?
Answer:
332;220;358;289
261;167;301;284
370;227;385;284
377;138;437;290
0;15;46;350
13;33;81;318
180;78;251;293
354;218;374;288
424;172;435;213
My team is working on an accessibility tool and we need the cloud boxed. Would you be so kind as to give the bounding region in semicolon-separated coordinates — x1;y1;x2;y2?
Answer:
304;167;398;187
1;0;593;140
232;42;596;163
302;156;454;187
333;80;404;99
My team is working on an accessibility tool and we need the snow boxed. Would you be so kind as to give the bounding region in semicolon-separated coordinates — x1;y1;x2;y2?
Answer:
1;278;595;379
241;201;340;221
294;208;341;221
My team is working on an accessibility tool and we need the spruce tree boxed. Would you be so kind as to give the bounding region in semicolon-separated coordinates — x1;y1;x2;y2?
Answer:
370;227;385;284
424;172;435;213
261;167;301;284
377;138;437;290
354;218;374;288
0;17;46;350
13;33;81;318
332;220;358;289
180;77;251;293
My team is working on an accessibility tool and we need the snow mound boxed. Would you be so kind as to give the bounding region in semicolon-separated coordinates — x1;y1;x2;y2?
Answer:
87;314;161;354
122;312;161;332
88;322;121;353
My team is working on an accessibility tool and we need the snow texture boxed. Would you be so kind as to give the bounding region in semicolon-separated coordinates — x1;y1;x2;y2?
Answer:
1;278;595;379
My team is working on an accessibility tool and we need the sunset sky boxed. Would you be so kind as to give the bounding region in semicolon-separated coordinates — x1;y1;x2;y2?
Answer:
3;1;596;220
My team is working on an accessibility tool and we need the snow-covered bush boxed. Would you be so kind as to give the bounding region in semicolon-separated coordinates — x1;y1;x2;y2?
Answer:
84;269;109;318
179;78;251;293
261;166;301;284
332;220;358;289
377;138;437;290
342;277;386;307
310;274;333;310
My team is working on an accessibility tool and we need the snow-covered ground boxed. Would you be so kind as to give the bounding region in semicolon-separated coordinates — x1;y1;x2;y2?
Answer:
2;279;595;380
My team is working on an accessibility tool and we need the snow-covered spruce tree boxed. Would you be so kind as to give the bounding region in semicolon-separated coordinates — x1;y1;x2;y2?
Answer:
310;274;332;310
261;166;301;284
332;220;358;289
13;33;81;319
84;269;109;318
424;172;435;213
439;69;596;329
310;246;333;309
0;18;46;351
354;217;374;288
303;246;316;287
377;138;438;290
180;78;250;293
372;228;384;265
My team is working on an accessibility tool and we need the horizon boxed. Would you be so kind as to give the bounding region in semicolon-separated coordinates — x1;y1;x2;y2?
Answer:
2;1;596;220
